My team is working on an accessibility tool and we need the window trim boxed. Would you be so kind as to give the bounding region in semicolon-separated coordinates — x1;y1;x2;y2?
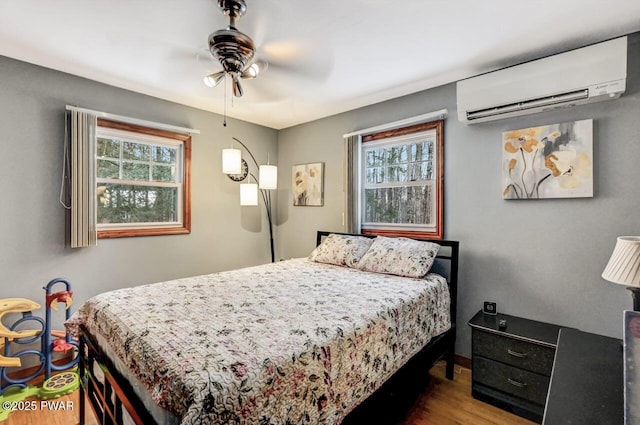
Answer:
96;119;191;239
360;120;444;240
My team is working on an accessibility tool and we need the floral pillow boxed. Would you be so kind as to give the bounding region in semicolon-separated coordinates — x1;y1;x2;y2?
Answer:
356;236;440;278
309;234;374;267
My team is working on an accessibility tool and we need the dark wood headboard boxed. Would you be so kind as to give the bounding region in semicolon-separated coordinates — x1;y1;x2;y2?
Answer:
316;231;459;325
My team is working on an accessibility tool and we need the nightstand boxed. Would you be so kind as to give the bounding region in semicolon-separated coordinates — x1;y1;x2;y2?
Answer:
468;310;563;423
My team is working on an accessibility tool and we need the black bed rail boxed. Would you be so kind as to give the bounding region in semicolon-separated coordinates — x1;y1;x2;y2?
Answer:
79;325;156;425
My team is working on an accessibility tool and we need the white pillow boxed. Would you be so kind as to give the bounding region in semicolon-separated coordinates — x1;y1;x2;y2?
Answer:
309;234;374;267
357;236;440;278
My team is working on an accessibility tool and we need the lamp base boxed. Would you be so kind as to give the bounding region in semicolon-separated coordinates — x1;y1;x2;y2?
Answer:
628;287;640;312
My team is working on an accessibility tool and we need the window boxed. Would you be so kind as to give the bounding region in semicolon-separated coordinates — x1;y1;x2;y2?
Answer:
95;119;191;238
359;120;443;239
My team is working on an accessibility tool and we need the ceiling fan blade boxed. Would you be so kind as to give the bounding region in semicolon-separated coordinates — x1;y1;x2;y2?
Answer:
265;58;332;83
161;45;222;84
195;48;219;72
243;79;291;103
258;39;333;82
239;0;284;48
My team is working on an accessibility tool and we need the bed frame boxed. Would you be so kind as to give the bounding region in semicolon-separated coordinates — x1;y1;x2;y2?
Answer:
78;231;459;425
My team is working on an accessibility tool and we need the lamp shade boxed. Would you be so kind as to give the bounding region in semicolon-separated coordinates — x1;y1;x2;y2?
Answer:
259;165;278;190
222;148;242;174
240;183;258;206
602;236;640;287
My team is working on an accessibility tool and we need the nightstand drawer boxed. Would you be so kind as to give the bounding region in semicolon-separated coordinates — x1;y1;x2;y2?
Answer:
473;330;555;375
473;357;550;406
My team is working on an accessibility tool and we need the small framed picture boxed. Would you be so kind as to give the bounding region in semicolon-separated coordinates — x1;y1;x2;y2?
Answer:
292;162;324;206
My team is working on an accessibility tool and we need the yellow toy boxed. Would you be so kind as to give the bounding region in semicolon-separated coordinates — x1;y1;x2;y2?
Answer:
0;299;41;368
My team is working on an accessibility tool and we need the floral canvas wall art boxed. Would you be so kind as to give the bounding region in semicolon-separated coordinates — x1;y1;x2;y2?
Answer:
292;162;324;206
502;119;593;199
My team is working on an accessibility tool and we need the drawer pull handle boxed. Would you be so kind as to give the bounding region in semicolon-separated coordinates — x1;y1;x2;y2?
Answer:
507;348;528;358
507;377;527;388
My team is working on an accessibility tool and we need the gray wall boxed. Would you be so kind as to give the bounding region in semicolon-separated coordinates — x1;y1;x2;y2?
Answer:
0;55;277;325
277;33;640;358
2;34;638;359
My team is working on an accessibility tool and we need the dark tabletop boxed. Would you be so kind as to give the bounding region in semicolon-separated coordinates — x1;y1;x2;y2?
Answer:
543;328;623;425
468;310;562;347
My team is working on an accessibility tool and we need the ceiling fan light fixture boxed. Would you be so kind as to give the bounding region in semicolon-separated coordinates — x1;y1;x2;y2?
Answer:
231;73;244;97
205;0;268;98
203;71;225;87
240;63;259;79
240;60;268;79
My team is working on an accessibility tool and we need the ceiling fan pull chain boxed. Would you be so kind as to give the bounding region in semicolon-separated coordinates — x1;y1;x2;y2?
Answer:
223;73;227;127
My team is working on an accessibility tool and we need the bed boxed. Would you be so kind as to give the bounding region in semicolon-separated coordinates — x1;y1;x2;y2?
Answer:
67;231;459;425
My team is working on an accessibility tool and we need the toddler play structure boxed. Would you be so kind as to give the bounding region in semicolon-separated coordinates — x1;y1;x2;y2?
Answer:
0;278;79;421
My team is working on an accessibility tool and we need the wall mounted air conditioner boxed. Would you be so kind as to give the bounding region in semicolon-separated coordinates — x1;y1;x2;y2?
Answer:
457;36;627;124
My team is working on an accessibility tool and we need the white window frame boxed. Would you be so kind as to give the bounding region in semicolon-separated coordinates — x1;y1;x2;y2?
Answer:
95;119;191;238
360;130;437;233
352;118;444;240
96;127;184;230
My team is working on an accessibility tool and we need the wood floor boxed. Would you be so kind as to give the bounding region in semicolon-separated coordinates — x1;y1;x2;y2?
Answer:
1;390;97;425
3;361;535;425
398;362;535;425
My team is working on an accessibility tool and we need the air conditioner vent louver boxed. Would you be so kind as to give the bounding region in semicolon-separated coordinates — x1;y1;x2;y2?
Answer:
466;89;589;121
457;37;627;124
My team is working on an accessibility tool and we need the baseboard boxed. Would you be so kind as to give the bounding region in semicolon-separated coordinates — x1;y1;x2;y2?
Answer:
455;354;472;369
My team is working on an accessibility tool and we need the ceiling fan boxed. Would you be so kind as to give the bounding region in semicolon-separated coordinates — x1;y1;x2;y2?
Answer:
203;0;266;97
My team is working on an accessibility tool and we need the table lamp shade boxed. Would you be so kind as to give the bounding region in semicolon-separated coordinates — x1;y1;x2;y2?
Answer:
602;236;640;287
240;183;258;206
259;165;277;190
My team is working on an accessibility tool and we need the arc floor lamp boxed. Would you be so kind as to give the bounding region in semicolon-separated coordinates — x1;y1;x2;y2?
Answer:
222;137;276;262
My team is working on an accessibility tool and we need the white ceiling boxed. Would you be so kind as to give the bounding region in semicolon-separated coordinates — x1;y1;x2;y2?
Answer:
1;1;639;129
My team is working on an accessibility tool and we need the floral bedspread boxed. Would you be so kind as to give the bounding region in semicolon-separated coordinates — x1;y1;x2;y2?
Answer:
66;258;450;425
